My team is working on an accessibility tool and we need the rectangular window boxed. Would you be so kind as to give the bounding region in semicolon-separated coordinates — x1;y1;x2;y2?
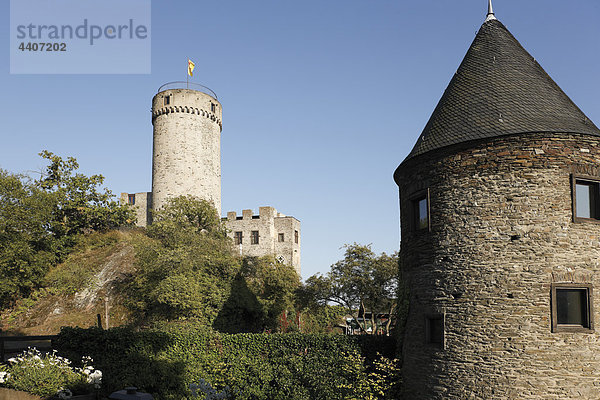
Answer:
410;189;430;231
551;283;593;333
128;194;135;205
278;233;285;242
164;95;170;106
573;176;600;221
425;314;444;347
294;230;299;244
251;230;259;245
211;103;216;112
234;231;243;245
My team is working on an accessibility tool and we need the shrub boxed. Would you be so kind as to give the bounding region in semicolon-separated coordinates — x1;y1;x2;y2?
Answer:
54;325;399;400
0;347;101;397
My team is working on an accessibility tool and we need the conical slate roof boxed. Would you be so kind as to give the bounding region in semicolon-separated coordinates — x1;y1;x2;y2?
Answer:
402;18;600;163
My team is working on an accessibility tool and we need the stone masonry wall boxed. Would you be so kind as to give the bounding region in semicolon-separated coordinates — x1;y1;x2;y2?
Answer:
151;89;222;214
225;207;301;275
120;192;152;227
396;132;600;399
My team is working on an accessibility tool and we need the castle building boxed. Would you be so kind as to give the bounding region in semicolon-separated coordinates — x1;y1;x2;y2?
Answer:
224;207;301;275
122;82;301;274
394;2;600;399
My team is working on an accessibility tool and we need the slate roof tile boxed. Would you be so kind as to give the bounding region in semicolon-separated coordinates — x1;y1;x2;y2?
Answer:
402;19;600;163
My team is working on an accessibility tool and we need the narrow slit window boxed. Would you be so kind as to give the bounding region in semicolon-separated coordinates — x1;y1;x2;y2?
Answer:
294;230;299;244
164;95;171;106
411;189;430;231
128;194;135;205
425;314;444;347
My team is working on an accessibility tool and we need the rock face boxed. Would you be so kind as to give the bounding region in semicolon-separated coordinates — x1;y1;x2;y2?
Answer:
394;12;600;400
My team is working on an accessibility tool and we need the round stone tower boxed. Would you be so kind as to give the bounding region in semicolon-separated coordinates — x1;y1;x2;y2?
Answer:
395;5;600;399
151;83;223;213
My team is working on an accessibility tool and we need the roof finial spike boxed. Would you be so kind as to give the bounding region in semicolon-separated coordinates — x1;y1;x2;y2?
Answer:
485;0;497;22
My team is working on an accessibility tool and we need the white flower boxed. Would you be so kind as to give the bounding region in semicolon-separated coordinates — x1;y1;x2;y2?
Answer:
0;371;9;383
87;370;102;388
7;358;16;364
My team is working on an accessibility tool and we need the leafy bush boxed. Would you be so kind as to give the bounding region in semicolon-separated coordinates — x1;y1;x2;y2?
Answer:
43;231;122;296
0;152;134;308
126;197;241;324
0;348;101;397
54;325;399;400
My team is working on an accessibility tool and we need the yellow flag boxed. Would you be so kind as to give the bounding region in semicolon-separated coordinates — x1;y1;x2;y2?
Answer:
188;59;195;77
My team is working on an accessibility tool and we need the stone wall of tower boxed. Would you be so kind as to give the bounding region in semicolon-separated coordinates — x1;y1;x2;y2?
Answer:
396;132;600;399
151;88;222;213
224;207;301;275
120;192;152;226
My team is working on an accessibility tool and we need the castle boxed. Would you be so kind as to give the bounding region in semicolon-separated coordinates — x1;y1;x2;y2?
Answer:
395;2;600;399
121;83;301;275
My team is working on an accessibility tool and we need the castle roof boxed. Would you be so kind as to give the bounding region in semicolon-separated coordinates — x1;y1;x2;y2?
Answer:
401;16;600;164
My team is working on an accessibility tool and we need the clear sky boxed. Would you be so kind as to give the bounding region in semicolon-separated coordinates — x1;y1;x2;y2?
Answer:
1;1;599;280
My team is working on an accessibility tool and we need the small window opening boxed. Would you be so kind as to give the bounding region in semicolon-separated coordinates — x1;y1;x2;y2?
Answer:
278;233;285;242
294;230;299;244
425;314;444;347
251;231;259;245
574;178;600;220
164;95;171;106
128;194;135;205
411;189;430;231
234;231;243;245
551;283;593;333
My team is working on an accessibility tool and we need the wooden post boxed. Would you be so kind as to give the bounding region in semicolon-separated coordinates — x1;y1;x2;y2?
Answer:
104;297;110;330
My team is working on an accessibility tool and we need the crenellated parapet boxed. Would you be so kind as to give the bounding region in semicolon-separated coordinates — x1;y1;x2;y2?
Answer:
151;105;222;129
151;86;223;213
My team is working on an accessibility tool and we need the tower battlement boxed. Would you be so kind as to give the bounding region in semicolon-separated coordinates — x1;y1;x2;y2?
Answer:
224;207;301;275
121;81;301;275
151;85;223;214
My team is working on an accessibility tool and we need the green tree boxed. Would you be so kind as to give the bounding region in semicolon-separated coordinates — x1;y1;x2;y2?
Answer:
0;170;55;305
128;196;241;323
214;255;300;333
36;150;134;241
0;152;134;306
303;244;399;335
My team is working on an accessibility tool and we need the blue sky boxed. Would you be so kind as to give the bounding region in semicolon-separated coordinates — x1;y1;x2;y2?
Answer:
1;1;599;280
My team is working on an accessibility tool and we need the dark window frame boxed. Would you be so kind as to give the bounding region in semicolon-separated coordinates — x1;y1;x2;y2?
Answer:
128;194;135;205
424;313;445;348
234;231;243;245
251;230;259;245
294;230;299;244
164;95;171;106
409;188;431;232
571;174;600;223
278;233;285;242
551;283;594;333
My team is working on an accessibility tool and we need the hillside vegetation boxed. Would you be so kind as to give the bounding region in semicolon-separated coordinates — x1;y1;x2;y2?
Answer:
1;230;138;335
